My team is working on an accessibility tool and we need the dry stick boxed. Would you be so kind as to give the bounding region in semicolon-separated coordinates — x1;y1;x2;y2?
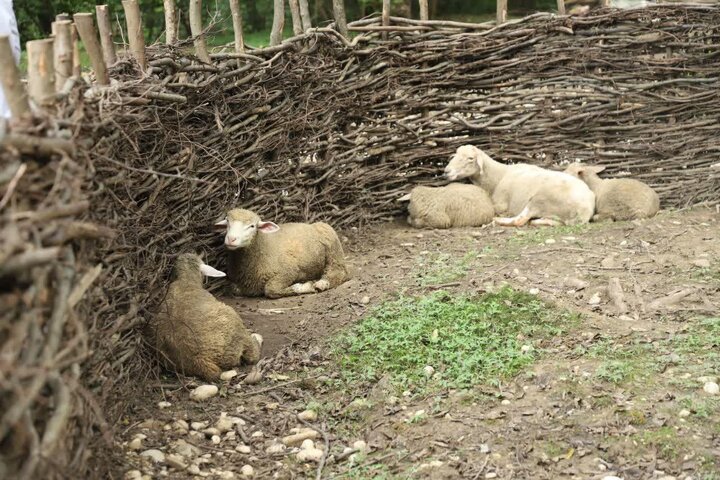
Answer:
497;0;508;24
122;0;148;71
332;0;348;38
298;0;312;31
229;0;246;66
288;0;303;36
270;0;285;46
382;0;391;40
0;36;30;118
73;14;110;85
0;134;76;156
52;21;73;88
26;39;56;104
419;0;429;20
189;0;210;62
557;0;566;15
164;0;178;44
95;5;117;66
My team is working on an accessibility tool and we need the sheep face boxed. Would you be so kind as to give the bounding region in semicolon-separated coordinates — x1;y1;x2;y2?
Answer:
216;208;280;250
174;253;226;283
564;164;606;181
444;145;486;181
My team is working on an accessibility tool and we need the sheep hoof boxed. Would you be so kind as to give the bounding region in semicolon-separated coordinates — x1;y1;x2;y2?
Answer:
251;333;264;350
313;279;330;291
291;282;316;294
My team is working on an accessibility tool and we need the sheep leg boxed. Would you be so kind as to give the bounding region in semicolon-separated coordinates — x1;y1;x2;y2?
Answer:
494;206;532;227
242;334;262;364
315;239;349;290
189;358;222;381
529;218;561;227
264;278;315;298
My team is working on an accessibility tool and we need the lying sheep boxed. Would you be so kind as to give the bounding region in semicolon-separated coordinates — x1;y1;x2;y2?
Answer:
215;208;349;298
399;183;495;229
154;253;262;381
564;164;660;221
444;145;595;227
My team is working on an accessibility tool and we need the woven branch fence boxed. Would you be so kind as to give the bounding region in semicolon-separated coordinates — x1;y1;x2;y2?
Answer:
2;4;720;478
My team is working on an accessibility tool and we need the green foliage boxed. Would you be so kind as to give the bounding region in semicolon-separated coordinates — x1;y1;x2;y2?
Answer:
333;287;578;394
416;250;477;286
596;360;633;384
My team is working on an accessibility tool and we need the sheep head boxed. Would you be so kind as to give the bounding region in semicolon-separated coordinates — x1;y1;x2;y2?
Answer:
564;164;606;180
215;208;280;250
444;145;489;181
174;253;226;283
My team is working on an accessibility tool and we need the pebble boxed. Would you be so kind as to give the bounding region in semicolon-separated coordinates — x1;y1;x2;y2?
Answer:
528;288;540;295
236;444;251;454
240;465;255;478
251;430;264;438
243;370;263;385
166;454;187;470
545;238;556;245
423;365;435;377
171;439;201;458
587;292;602;306
203;427;221;436
521;344;533;353
128;435;145;451
215;413;234;433
157;401;172;409
501;399;511;406
703;381;719;395
296;447;324;463
698;376;717;383
187;465;201;475
190;385;218;402
353;440;368;452
281;429;318;446
211;435;221;445
485;473;498;479
692;258;711;268
218;471;235;479
479;444;490;454
220;370;238;381
678;409;691;418
298;410;318;422
360;296;370;305
140;449;166;463
191;421;208;431
125;471;142;480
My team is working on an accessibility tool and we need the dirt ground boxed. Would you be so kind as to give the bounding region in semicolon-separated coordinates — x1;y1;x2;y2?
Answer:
120;206;720;480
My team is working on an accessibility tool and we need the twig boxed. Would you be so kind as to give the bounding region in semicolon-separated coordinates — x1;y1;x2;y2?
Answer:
0;162;26;210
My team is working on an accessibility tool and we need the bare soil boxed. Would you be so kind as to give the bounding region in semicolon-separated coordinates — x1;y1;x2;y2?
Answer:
121;206;720;480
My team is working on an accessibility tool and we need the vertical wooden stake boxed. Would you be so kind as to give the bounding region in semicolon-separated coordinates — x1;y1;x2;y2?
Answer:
122;0;148;70
288;0;303;36
419;0;429;20
52;21;73;89
73;14;110;85
270;0;285;46
557;0;566;14
496;0;507;25
601;0;611;6
229;0;245;56
164;0;178;44
382;0;390;39
189;0;211;62
27;39;56;105
298;0;312;32
0;36;31;118
71;24;82;77
332;0;348;38
95;5;116;66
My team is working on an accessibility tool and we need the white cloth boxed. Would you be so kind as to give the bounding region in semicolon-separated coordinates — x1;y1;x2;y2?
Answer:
0;0;21;119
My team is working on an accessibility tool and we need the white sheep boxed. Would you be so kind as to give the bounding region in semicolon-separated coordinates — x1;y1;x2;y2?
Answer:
564;164;660;221
153;253;262;381
444;145;595;227
399;183;494;229
215;208;349;298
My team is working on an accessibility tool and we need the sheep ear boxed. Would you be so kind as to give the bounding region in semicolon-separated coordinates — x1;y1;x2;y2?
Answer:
200;263;226;277
472;147;485;172
587;165;606;173
398;193;412;202
258;221;280;233
214;219;228;231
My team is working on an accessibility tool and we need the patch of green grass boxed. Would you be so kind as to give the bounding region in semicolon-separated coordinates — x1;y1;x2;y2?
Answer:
679;396;720;419
507;223;592;246
333;287;579;394
417;250;478;286
636;427;683;461
596;360;634;384
335;463;401;480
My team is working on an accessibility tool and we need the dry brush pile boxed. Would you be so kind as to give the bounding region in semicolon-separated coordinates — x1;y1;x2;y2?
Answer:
2;4;720;478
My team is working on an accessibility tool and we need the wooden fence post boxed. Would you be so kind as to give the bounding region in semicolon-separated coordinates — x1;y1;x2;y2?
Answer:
73;14;110;85
164;0;178;44
122;0;148;70
95;5;116;66
26;39;56;105
229;0;245;58
332;0;348;38
497;0;507;24
382;0;390;39
270;0;285;46
52;21;73;89
557;0;566;14
299;0;312;31
56;14;81;77
419;0;429;20
189;0;211;62
288;0;303;35
0;36;31;118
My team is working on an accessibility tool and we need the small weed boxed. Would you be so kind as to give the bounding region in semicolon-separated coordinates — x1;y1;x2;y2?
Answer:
335;463;400;480
333;287;579;394
596;360;633;384
417;250;477;286
508;224;592;246
678;396;720;419
637;427;683;461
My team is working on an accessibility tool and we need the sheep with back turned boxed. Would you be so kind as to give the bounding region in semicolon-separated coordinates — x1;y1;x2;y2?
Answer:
564;163;660;221
215;208;349;298
153;253;262;381
399;183;495;229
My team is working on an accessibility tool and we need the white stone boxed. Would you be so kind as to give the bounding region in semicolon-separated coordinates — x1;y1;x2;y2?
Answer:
240;465;255;478
423;366;435;377
190;385;218;402
588;292;602;305
211;435;221;445
203;427;221;436
190;421;208;431
166;453;187;470
353;440;368;452
140;449;166;463
300;439;315;450
360;296;370;304
480;443;490;453
296;448;324;462
251;431;264;438
128;437;144;451
528;288;540;295
485;473;498;479
545;238;556;245
521;344;533;353
125;470;142;480
220;370;238;381
703;381;719;395
157;401;172;409
501;399;511;405
236;444;251;454
297;410;318;422
678;409;691;418
215;413;234;433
